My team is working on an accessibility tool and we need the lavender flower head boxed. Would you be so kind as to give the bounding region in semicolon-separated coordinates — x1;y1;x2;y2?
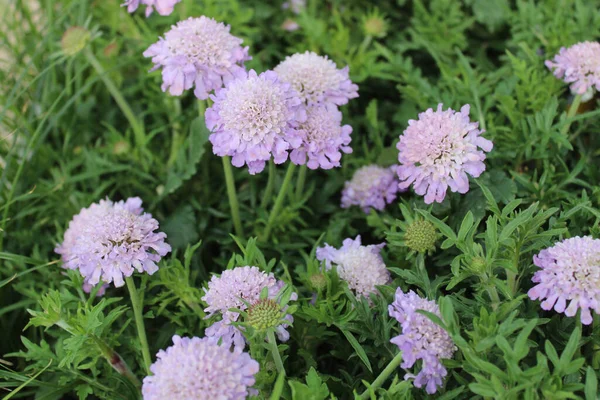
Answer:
341;165;399;213
123;0;180;17
388;289;456;394
397;104;493;204
316;235;390;299
274;51;359;106
206;70;307;174
143;16;250;99
142;335;259;400
545;41;600;95
201;266;297;346
282;0;305;14
528;236;600;325
290;103;353;169
55;197;171;288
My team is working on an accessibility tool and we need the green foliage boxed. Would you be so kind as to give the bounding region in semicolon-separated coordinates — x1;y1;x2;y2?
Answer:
2;0;600;399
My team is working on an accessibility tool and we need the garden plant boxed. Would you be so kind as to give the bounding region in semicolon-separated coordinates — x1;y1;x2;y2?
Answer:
1;0;600;399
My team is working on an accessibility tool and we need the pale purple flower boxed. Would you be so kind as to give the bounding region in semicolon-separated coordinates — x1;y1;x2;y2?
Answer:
388;289;456;394
545;41;600;95
281;19;300;32
206;70;306;174
143;16;250;99
397;104;493;204
201;266;297;346
55;197;171;288
142;335;259;400
123;0;180;17
316;235;389;299
282;0;305;14
274;51;359;106
82;282;109;297
290;103;352;169
528;236;600;325
341;165;399;213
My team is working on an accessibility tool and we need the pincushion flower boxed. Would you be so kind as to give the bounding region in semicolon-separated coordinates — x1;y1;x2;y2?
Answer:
143;16;250;99
142;335;259;400
201;266;297;345
123;0;180;17
290;103;353;169
341;165;399;213
388;289;456;394
545;41;600;95
206;70;307;174
397;104;493;204
55;197;171;288
316;235;390;299
528;236;600;325
274;51;359;106
282;0;305;14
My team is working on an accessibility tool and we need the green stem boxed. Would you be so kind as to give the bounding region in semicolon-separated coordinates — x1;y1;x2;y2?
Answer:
84;48;145;149
262;163;296;241
295;165;307;201
267;331;285;376
125;276;152;376
486;284;500;311
561;94;582;137
359;352;403;399
261;160;276;208
593;315;600;369
222;156;244;238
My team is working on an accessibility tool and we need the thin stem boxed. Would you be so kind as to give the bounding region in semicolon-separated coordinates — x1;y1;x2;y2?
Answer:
125;276;152;376
222;156;244;238
261;160;276;208
262;163;296;241
267;331;285;376
561;94;582;137
593;314;600;369
84;48;145;149
359;352;403;399
295;165;307;201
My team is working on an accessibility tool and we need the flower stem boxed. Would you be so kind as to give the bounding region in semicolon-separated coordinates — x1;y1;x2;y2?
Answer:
222;156;244;238
84;48;145;149
262;163;296;241
261;160;276;208
359;351;403;399
561;94;582;137
267;331;285;376
295;165;307;201
125;276;152;376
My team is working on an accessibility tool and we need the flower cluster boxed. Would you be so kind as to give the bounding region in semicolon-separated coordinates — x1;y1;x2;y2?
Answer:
206;70;306;174
142;335;259;400
290;103;353;169
528;236;600;325
274;51;358;106
123;0;180;17
341;165;399;213
388;289;456;394
55;197;171;288
202;266;296;346
397;104;493;204
545;41;600;96
316;236;390;299
144;16;250;99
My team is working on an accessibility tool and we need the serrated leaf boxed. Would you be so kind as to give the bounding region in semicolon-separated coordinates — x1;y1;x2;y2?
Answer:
163;116;210;195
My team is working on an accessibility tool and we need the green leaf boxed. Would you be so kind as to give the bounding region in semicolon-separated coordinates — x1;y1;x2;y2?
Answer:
163;116;210;195
289;367;330;400
585;367;598;400
339;329;372;372
161;205;199;250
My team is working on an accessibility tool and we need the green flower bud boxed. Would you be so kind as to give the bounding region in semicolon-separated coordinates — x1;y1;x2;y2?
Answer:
405;220;437;253
468;256;487;274
363;16;387;38
61;27;90;56
309;273;327;291
247;299;282;331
